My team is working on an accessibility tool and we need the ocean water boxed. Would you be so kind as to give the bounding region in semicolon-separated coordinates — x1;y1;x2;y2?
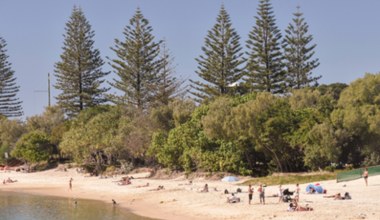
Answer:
0;191;156;220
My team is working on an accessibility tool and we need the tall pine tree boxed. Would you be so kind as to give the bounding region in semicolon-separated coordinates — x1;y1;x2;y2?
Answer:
283;6;321;89
245;0;285;93
154;41;185;106
109;8;162;110
54;6;109;117
0;37;23;117
190;5;245;102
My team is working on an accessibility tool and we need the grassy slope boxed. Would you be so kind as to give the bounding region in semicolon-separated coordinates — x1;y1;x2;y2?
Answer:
242;171;339;186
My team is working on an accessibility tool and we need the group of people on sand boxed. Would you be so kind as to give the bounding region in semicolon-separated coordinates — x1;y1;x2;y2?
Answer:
67;166;370;209
244;182;314;211
240;184;264;204
279;183;311;211
2;177;17;184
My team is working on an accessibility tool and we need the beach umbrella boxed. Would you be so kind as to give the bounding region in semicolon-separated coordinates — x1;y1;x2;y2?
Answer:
306;184;324;193
221;176;239;182
305;184;315;193
314;185;323;193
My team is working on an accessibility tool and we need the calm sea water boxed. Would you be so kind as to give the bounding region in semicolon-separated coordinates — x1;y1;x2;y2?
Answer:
0;191;157;220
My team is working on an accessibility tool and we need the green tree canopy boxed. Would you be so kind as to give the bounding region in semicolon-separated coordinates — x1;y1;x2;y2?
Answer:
12;131;54;163
0;117;26;163
330;73;380;165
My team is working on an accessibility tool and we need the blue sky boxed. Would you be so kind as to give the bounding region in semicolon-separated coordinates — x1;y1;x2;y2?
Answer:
1;0;380;119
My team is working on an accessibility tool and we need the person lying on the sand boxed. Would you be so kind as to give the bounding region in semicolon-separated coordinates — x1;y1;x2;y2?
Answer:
136;182;149;188
149;185;165;191
324;192;352;200
6;177;17;183
227;193;240;203
324;193;345;200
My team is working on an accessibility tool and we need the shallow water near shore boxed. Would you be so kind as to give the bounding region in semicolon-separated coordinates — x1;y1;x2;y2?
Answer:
0;191;156;220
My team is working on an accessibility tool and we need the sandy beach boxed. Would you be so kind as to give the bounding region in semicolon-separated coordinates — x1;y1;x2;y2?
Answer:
1;168;379;220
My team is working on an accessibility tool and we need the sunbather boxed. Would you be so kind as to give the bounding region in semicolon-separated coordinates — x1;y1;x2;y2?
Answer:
324;192;351;200
136;182;149;188
227;193;240;203
324;193;343;200
149;185;165;191
296;204;313;211
6;177;17;183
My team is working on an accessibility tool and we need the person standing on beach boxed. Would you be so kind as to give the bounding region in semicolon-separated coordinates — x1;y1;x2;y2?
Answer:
295;183;300;201
248;184;254;205
278;185;283;203
258;184;265;205
69;178;73;190
363;168;369;186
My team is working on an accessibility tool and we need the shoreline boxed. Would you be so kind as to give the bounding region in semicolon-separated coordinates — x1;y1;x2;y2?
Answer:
0;169;200;220
1;168;380;220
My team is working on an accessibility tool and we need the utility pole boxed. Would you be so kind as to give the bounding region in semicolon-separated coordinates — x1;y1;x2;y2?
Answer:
34;72;51;107
48;72;51;107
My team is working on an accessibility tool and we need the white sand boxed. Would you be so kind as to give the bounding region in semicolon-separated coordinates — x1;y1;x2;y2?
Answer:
1;168;379;220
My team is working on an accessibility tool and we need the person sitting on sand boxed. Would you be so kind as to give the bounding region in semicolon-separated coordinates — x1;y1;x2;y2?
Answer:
344;192;352;200
201;184;209;193
227;193;241;203
118;176;131;185
288;202;296;211
308;187;316;194
288;199;313;211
